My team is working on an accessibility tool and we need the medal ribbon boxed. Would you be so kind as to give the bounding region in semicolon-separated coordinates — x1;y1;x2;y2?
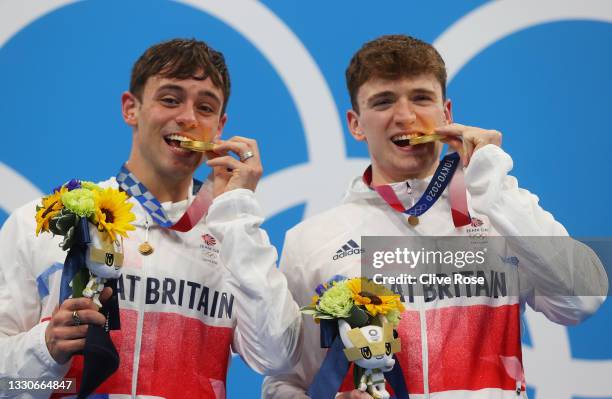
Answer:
116;165;212;232
363;152;471;227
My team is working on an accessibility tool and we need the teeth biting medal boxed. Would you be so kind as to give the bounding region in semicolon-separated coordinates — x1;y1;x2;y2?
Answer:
169;125;216;152
392;132;444;147
179;140;215;152
409;134;444;145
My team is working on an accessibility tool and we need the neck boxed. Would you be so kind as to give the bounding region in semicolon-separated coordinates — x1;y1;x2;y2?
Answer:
124;161;191;203
370;160;439;186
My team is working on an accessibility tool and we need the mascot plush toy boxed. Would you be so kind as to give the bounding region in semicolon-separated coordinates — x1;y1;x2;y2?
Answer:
83;229;124;306
339;317;401;399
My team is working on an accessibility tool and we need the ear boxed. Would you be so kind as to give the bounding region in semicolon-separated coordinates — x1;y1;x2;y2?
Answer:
122;91;140;127
443;98;453;124
347;109;366;142
214;113;228;141
338;319;354;348
379;315;394;341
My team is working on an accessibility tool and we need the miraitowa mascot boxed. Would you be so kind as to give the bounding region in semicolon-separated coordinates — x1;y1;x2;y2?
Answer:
83;228;124;307
339;316;401;399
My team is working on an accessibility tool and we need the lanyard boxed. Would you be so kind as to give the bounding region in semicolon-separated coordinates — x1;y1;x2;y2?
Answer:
116;165;212;232
363;152;471;227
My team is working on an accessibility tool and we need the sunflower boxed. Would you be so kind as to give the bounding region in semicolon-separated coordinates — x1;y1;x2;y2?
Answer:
346;277;405;317
35;188;66;235
93;187;136;242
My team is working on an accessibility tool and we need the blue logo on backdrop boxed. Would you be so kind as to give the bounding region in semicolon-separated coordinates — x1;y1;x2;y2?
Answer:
1;1;611;398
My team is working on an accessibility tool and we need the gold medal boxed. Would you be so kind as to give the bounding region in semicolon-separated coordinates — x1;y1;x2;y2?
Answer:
179;140;215;152
408;215;419;226
409;134;444;146
138;242;154;256
139;219;154;256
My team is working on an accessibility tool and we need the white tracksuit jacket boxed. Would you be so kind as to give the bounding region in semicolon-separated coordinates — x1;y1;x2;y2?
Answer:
262;145;607;399
0;178;301;398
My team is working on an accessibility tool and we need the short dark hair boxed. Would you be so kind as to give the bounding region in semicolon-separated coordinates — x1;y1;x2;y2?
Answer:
130;38;231;114
346;34;447;113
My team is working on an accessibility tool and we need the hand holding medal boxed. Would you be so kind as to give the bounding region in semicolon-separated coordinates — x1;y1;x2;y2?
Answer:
434;123;503;167
205;136;263;197
175;124;263;197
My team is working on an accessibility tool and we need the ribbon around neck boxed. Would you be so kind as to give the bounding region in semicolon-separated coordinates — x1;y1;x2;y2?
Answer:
116;165;213;232
363;152;471;227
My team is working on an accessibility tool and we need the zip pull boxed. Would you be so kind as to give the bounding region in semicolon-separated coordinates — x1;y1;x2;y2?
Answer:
138;219;154;256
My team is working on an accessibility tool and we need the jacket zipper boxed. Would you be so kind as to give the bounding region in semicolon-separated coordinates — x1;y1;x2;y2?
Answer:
417;295;430;398
130;218;151;397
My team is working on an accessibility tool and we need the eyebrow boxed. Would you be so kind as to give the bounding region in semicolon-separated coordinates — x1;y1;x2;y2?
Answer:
366;91;396;107
156;84;222;104
366;87;438;107
410;88;437;97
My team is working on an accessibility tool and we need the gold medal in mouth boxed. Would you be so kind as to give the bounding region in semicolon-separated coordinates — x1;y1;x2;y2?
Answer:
409;134;444;145
179;140;215;152
167;125;215;152
391;132;444;147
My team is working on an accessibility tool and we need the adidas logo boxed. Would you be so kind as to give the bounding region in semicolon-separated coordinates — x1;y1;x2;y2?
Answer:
332;239;364;260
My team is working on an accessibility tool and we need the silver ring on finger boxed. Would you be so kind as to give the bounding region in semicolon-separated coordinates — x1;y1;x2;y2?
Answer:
72;310;81;326
239;151;254;162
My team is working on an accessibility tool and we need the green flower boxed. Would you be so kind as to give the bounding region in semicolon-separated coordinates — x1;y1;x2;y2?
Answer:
61;188;96;217
385;308;401;327
81;181;103;192
317;281;354;318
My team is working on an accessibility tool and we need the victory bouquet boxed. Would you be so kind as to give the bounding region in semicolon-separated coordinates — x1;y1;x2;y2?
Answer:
35;179;135;398
301;276;409;399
